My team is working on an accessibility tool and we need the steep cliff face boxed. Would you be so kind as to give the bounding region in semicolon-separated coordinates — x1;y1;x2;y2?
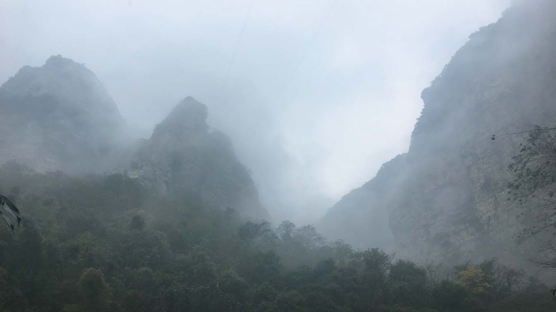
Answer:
321;155;407;250
0;55;126;174
324;0;556;268
129;97;268;220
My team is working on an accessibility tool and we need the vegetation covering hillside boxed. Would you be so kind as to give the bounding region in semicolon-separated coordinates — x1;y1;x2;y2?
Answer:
0;162;553;312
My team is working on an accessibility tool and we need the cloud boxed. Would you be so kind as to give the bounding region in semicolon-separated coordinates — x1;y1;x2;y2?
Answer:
0;0;511;223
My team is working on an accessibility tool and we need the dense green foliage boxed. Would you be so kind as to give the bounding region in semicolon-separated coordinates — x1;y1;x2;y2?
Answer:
0;162;553;311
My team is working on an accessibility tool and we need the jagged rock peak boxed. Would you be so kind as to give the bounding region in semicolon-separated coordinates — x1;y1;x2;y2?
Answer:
153;96;209;137
131;96;268;221
44;54;84;68
2;55;122;119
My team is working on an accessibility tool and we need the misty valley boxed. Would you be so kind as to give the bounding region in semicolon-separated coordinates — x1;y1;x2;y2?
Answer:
2;0;556;311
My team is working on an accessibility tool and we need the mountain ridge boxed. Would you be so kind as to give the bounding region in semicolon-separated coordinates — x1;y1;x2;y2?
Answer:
0;57;268;220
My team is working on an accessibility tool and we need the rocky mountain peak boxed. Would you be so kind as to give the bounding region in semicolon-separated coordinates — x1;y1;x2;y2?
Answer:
0;55;125;174
44;54;76;67
131;97;268;220
152;97;208;139
2;55;122;120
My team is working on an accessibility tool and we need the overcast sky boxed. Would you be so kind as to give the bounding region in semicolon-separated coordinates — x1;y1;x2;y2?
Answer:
1;0;511;223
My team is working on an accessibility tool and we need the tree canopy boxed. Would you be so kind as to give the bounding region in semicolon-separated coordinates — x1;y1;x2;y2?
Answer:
0;162;553;311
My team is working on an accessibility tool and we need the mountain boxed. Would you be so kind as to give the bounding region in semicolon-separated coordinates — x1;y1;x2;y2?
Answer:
0;56;267;220
129;97;268;220
321;155;406;250
322;0;556;271
0;55;126;174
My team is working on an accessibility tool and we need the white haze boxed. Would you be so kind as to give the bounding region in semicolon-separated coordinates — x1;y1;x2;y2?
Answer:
0;0;511;223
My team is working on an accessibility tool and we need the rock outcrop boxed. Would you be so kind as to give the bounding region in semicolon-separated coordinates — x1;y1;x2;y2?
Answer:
0;55;125;174
323;0;556;271
129;97;268;220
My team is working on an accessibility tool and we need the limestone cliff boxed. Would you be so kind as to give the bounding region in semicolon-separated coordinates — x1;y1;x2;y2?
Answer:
323;0;556;271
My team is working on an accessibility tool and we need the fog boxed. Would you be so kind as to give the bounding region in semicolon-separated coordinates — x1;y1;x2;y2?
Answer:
4;1;556;309
1;0;511;223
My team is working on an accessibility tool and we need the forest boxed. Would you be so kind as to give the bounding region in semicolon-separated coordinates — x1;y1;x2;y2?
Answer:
0;161;554;312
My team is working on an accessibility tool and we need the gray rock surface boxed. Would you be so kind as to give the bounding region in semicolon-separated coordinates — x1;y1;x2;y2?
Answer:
322;0;556;272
